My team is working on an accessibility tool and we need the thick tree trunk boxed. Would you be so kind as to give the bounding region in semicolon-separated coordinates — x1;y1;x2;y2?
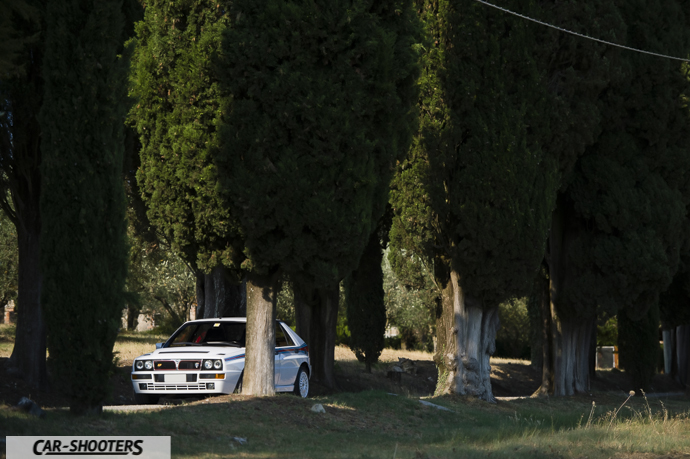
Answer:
7;210;46;390
434;270;499;402
547;312;594;396
294;284;339;389
676;324;690;390
195;266;245;319
537;199;594;396
244;270;278;396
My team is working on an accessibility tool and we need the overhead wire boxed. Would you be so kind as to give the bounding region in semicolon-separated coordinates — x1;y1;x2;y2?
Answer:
473;0;690;63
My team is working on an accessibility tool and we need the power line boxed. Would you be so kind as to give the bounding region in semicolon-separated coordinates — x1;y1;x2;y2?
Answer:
474;0;690;63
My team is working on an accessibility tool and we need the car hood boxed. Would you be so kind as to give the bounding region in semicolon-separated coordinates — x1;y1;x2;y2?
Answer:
138;346;245;360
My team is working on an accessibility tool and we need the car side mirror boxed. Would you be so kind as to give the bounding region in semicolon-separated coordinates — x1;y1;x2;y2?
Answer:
155;342;164;349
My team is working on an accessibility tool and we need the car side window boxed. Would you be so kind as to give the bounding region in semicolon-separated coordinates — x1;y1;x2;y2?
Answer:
276;323;294;347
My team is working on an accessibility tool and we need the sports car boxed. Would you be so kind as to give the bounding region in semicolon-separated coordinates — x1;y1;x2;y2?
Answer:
131;318;310;404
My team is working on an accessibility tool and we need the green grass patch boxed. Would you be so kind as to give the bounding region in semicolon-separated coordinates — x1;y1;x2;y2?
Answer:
0;323;15;357
2;390;689;458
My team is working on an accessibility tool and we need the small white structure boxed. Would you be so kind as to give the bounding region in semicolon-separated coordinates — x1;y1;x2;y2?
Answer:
596;346;617;369
3;300;15;325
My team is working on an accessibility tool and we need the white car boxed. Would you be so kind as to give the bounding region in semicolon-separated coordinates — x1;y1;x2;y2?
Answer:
131;318;310;404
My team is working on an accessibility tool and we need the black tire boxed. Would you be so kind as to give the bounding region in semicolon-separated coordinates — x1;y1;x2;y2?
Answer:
134;393;160;405
293;366;309;398
234;372;243;394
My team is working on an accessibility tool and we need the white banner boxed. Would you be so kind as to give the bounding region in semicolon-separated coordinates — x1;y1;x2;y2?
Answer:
6;436;171;459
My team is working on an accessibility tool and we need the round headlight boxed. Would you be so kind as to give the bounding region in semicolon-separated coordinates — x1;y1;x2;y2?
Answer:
213;360;222;370
204;360;213;370
135;360;144;370
144;360;153;370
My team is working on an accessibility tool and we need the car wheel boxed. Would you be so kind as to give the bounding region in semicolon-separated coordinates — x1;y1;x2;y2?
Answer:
134;393;160;405
234;372;243;394
293;366;309;398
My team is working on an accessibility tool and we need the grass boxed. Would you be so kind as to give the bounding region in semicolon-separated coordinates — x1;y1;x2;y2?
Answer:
2;388;690;458
0;324;15;357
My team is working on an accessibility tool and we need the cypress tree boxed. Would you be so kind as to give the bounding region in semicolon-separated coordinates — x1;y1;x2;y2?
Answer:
0;0;47;389
128;0;245;318
541;0;690;396
345;214;390;373
618;303;660;392
39;0;130;413
389;0;557;401
216;0;420;394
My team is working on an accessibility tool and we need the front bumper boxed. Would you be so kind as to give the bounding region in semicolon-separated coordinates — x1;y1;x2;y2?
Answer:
131;370;241;395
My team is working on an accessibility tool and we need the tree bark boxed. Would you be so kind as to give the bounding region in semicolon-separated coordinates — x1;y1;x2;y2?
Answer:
676;324;690;390
2;40;47;390
534;268;553;396
435;270;499;402
195;266;245;319
546;310;594;396
537;196;595;397
294;283;339;389
6;200;46;390
244;270;278;396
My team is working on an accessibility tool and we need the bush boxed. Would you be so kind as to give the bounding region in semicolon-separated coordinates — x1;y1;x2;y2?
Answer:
494;298;531;359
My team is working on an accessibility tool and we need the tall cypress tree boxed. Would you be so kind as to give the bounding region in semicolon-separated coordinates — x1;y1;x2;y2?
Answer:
39;0;129;413
345;212;390;373
0;0;46;389
216;0;420;394
128;0;245;318
541;0;690;396
389;0;557;401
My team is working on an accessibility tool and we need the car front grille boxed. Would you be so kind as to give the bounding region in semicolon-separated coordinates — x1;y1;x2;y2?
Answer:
153;360;202;370
145;383;207;391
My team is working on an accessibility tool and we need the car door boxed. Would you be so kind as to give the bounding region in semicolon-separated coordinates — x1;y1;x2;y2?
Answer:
274;323;288;387
275;323;300;386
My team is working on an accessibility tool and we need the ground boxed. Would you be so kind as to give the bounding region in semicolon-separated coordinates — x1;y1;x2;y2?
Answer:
0;345;685;409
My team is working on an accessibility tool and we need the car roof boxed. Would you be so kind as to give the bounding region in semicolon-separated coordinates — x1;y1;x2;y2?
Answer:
182;318;290;324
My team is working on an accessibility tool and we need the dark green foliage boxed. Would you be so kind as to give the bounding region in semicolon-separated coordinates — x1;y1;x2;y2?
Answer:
128;0;243;274
0;0;39;78
618;304;660;392
494;298;531;360
389;0;557;308
597;316;618;347
39;0;129;412
216;0;421;289
557;0;690;322
383;247;437;351
660;270;690;328
0;210;18;306
345;231;387;372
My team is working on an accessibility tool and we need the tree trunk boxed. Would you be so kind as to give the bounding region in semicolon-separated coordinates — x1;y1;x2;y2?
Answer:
294;283;339;389
547;311;595;396
7;208;46;390
126;304;140;330
434;270;499;402
662;327;674;376
537;196;595;397
534;268;553;396
676;324;690;390
244;270;278;396
195;266;245;319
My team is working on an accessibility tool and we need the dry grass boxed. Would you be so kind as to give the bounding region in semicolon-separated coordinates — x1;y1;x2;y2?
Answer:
334;344;435;363
113;332;168;364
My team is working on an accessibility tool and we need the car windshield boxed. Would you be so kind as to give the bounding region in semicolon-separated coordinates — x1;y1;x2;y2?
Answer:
166;322;246;348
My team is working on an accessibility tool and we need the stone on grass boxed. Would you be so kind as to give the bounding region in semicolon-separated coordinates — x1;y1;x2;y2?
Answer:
17;397;46;419
311;404;326;413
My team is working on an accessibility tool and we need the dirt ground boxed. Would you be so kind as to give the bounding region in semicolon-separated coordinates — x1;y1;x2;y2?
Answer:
0;348;685;409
